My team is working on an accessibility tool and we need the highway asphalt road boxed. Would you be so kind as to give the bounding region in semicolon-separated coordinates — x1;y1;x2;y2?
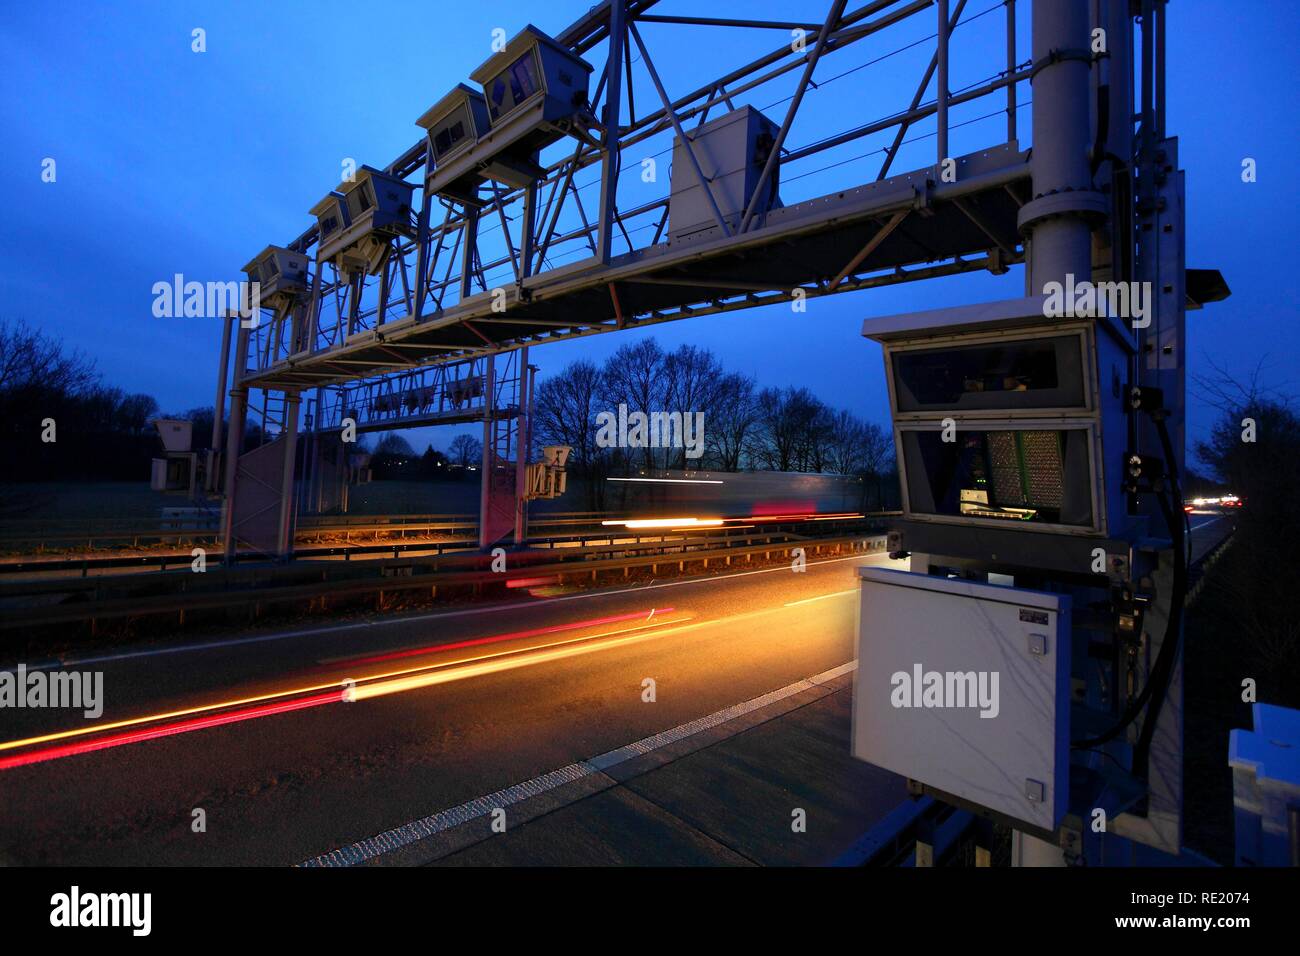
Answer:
0;515;1233;865
0;547;907;865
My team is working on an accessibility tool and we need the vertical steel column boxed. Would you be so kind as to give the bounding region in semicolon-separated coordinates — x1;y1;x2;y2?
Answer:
596;0;625;265
937;0;950;163
220;323;252;564
1013;0;1098;868
1005;0;1017;142
1023;0;1099;294
478;354;496;550
1104;0;1133;166
306;260;324;353
206;312;236;495
412;191;433;318
514;350;533;546
520;181;537;281
275;393;301;561
460;207;479;299
1154;0;1166;141
211;313;234;452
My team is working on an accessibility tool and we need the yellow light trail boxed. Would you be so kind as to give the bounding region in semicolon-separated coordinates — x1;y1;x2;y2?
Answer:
601;517;725;529
0;611;693;756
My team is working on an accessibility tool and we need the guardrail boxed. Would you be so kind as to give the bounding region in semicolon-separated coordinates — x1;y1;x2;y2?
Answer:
0;511;607;553
0;533;889;633
2;515;883;574
0;509;902;554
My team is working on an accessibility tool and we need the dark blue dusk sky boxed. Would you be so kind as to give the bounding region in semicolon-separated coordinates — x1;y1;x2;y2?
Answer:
2;1;1296;457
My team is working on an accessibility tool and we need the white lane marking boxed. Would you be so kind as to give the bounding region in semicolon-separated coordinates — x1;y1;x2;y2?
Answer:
301;659;858;867
783;589;857;608
586;660;856;771
301;763;597;867
21;551;892;671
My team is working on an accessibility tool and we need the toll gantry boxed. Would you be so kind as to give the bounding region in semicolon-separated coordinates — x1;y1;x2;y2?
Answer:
217;0;1036;557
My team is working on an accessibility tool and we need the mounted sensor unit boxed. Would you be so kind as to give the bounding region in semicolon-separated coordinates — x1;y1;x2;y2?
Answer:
416;84;493;206
864;296;1134;540
471;25;592;135
241;245;309;309
669;106;783;243
422;25;593;200
310;166;416;276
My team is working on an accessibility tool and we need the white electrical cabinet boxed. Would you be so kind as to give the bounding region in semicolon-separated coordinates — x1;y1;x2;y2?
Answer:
852;566;1071;833
668;105;782;243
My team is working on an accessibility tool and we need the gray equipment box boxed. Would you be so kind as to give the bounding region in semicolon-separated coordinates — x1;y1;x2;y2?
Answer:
152;418;193;453
310;166;415;275
669;105;782;243
422;25;592;199
852;566;1071;833
416;84;493;206
242;245;309;307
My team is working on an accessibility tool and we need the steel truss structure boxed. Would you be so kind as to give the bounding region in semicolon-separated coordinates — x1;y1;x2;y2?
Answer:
223;0;1034;556
236;0;1033;393
223;0;1038;557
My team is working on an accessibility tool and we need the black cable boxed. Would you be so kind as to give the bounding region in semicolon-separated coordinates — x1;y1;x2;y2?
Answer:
1071;416;1187;752
1131;420;1188;780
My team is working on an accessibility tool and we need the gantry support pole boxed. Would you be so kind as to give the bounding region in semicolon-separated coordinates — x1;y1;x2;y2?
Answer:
478;354;496;550
596;0;625;265
211;313;234;453
1021;0;1104;294
514;350;533;546
275;393;301;561
936;0;949;164
1011;0;1102;868
220;322;252;565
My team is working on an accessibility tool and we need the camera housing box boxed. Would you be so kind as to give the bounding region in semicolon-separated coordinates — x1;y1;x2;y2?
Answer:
864;296;1136;544
310;166;415;275
242;245;309;308
419;25;593;203
416;84;494;206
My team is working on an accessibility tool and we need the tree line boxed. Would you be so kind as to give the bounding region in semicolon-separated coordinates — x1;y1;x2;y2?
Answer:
0;319;503;491
1;320;169;483
531;338;897;508
1190;364;1300;706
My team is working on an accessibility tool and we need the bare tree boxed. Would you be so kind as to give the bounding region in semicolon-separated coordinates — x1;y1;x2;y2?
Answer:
661;344;726;469
0;319;97;397
533;359;610;507
448;433;482;468
825;409;869;476
375;432;417;457
708;372;757;471
533;359;604;470
598;339;668;470
751;386;825;472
